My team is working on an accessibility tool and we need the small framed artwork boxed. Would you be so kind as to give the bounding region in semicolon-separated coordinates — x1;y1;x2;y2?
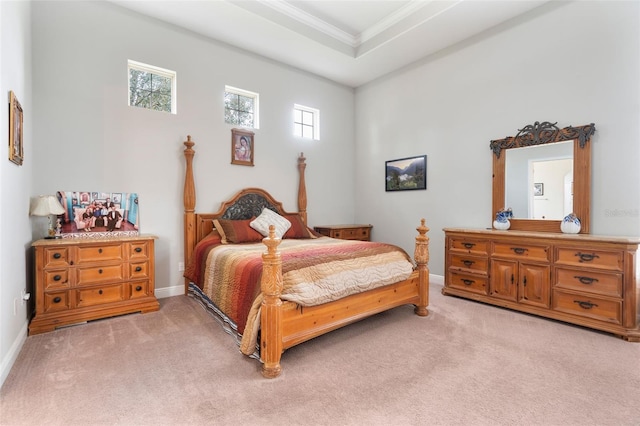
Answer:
534;183;544;196
385;155;427;191
231;128;254;166
8;91;24;166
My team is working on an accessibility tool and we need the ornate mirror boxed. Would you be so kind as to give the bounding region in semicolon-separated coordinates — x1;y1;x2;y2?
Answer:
490;121;596;233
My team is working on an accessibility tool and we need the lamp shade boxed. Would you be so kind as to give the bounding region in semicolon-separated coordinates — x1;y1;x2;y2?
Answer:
30;195;65;217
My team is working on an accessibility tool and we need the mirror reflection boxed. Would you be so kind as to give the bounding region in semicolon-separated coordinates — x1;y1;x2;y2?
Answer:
505;141;573;220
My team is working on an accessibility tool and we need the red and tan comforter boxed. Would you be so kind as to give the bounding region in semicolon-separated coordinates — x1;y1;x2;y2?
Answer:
185;235;414;354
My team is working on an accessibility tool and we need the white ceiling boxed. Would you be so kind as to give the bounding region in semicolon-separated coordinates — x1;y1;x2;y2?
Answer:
111;0;549;87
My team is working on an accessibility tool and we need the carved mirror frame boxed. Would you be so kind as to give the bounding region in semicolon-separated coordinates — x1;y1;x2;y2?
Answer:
490;121;596;233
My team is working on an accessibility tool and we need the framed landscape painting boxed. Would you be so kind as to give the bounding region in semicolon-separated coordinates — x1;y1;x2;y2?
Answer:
385;155;427;192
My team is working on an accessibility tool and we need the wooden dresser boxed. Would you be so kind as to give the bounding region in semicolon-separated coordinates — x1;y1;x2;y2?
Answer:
443;228;640;341
29;235;160;335
313;224;372;241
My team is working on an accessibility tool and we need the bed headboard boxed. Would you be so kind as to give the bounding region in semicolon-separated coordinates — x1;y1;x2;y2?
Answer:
182;136;308;290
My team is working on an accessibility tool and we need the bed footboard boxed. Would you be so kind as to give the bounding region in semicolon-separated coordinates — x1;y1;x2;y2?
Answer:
260;219;430;378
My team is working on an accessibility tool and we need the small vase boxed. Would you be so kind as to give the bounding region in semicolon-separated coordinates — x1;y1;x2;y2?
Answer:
493;219;510;230
561;214;581;234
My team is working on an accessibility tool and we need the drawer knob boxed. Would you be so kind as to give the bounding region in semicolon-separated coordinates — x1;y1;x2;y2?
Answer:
462;260;475;267
574;300;598;310
462;243;475;249
98;269;103;274
511;247;528;255
98;289;103;295
461;279;475;286
135;285;142;292
574;275;599;285
135;266;142;272
98;248;103;254
53;253;61;259
576;252;599;262
53;297;62;303
53;275;62;281
135;247;142;253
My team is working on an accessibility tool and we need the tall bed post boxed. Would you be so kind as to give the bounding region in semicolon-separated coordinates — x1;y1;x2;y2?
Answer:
183;136;196;293
297;153;307;225
414;218;430;316
260;226;284;378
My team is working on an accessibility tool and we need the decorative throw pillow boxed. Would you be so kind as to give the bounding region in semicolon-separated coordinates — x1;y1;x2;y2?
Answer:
213;218;263;244
250;208;291;238
283;214;316;239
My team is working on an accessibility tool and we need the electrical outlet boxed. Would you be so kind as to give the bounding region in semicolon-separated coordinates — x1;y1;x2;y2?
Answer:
178;262;185;272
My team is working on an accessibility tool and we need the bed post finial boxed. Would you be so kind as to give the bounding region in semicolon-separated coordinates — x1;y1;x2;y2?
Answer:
184;136;196;293
261;225;283;378
414;218;430;316
297;153;307;225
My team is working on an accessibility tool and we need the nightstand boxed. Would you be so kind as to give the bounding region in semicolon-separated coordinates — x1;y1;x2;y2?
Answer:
313;224;372;241
29;235;160;335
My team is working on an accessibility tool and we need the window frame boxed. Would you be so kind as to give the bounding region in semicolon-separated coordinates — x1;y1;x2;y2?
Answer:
224;85;260;129
128;60;177;114
293;104;320;140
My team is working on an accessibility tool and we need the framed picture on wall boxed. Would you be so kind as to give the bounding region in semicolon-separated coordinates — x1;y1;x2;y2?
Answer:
385;155;427;191
8;91;24;166
231;128;254;166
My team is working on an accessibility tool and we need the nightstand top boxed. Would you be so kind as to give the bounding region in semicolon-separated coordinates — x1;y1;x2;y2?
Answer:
313;224;372;230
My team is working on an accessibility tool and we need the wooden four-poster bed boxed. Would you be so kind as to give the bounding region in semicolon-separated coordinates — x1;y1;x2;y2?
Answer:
182;136;430;378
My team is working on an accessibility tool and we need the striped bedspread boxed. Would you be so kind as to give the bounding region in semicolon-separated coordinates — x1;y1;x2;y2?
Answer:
186;236;414;354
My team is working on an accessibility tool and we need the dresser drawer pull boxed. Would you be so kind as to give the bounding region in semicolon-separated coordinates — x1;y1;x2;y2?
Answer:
53;253;61;259
461;279;475;286
135;247;142;253
135;285;143;292
574;300;598;310
98;248;103;254
53;275;62;281
511;247;528;255
575;252;599;262
53;297;62;304
574;275;599;285
462;243;475;249
462;260;475;267
98;289;103;295
98;269;103;274
135;266;142;272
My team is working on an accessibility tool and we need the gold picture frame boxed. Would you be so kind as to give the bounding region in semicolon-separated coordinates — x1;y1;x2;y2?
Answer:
9;91;23;166
231;128;254;166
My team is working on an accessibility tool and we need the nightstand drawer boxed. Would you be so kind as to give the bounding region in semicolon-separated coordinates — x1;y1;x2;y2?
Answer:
76;284;126;308
314;225;372;241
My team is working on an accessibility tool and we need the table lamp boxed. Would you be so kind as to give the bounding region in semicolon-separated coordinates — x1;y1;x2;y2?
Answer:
30;195;65;239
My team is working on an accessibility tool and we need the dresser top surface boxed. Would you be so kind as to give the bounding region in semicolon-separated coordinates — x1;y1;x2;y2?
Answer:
443;228;640;245
32;234;158;247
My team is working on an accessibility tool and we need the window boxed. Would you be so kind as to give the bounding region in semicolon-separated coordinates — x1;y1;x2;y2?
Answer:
225;86;259;129
294;104;320;140
128;60;176;113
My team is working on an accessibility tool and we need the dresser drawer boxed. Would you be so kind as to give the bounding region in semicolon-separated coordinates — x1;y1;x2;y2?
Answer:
43;247;70;268
449;254;488;272
76;244;124;264
76;264;124;285
447;271;488;295
553;290;622;324
129;281;151;299
43;291;70;313
129;261;150;279
493;243;549;262
44;269;70;289
449;238;489;256
76;284;126;308
555;247;623;271
555;268;622;298
129;241;151;259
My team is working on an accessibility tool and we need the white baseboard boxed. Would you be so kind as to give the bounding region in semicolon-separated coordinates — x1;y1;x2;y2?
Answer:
430;273;444;287
155;285;185;299
0;321;28;389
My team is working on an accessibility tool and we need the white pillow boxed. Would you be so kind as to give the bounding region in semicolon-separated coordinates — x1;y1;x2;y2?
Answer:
250;208;291;238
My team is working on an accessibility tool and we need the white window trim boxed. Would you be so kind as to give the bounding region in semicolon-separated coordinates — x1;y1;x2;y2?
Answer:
128;60;177;114
225;85;260;129
294;104;320;140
